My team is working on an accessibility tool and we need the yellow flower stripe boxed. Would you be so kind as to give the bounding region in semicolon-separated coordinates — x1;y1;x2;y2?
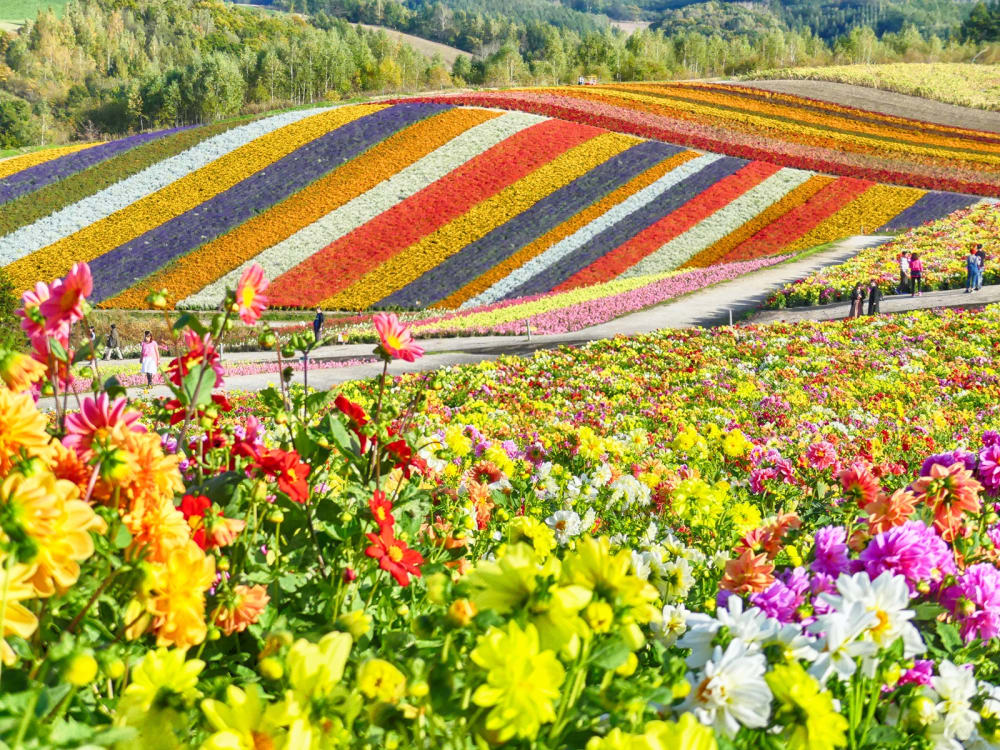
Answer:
560;87;1000;170
103;107;499;309
414;271;679;333
323;132;641;310
435;150;700;308
0;142;103;180
5;105;383;292
783;184;925;254
683;175;833;267
629;83;1000;156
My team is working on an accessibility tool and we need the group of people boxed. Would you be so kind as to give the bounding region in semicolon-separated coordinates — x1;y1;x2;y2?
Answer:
84;324;162;387
897;251;925;296
847;281;883;318
966;244;988;293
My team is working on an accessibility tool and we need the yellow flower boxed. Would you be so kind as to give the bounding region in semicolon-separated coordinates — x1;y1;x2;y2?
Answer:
444;425;472;457
644;713;718;750
121;648;205;712
0;558;41;665
201;684;300;750
727;502;763;536
140;541;216;649
586;728;656;750
357;659;407;704
765;662;848;750
508;516;556;559
286;631;352;701
563;537;659;623
722;429;751;458
471;621;565;742
0;388;52;474
0;351;46;393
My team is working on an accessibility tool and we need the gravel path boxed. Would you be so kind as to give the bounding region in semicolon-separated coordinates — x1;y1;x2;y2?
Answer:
734;80;1000;134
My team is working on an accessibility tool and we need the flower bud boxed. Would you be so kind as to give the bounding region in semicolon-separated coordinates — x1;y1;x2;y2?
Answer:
337;609;372;640
267;510;284;524
146;289;169;309
105;658;126;680
258;330;277;349
447;598;477;627
409;680;429;699
425;572;448;605
66;653;98;686
343;567;357;583
396;604;410;617
217;557;230;572
620;622;646;651
615;653;638;677
259;657;284;681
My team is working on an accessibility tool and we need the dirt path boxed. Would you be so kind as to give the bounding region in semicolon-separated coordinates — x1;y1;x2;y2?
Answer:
735;80;1000;134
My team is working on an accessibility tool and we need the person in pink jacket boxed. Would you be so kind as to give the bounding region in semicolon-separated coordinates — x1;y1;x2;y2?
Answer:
909;254;924;297
139;330;161;387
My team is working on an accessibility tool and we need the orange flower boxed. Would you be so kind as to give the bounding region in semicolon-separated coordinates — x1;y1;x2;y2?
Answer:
234;263;268;325
911;462;983;542
839;461;882;509
0;559;41;665
0;388;52;474
48;440;93;495
720;549;775;594
215;584;270;636
863;488;918;535
122;492;191;564
140;540;216;649
0;351;46;393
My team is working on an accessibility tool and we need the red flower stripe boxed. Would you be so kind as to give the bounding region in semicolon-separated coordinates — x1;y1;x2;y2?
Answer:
726;177;872;259
267;119;601;307
401;93;1000;197
557;160;781;290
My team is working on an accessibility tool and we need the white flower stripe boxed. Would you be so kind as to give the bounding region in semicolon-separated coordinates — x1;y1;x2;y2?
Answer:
621;168;815;277
179;111;545;308
464;153;722;308
0;108;328;264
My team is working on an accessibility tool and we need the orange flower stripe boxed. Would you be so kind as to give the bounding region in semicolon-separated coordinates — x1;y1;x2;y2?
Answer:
104;107;499;308
323;131;640;310
435;150;700;308
4;105;383;292
0;142;103;180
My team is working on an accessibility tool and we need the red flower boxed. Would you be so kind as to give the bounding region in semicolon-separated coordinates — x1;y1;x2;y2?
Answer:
179;494;246;550
335;394;371;453
370;490;395;529
254;449;311;504
384;437;417;477
365;526;424;586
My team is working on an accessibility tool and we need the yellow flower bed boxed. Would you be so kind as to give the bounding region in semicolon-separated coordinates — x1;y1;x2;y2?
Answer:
104;108;497;308
436;150;699;308
684;175;833;267
324;132;640;310
783;184;924;254
0;142;102;180
6;105;382;292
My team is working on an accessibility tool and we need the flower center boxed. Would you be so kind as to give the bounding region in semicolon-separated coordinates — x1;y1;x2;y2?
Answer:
385;333;403;350
241;286;256;308
388;545;404;562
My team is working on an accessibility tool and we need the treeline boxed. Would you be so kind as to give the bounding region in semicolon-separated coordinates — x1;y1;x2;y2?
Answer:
962;1;1000;42
0;0;453;144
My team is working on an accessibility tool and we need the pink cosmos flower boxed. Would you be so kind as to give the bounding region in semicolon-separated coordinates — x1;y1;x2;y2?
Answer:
63;393;147;456
235;263;269;325
806;441;838;471
373;312;424;362
40;263;92;327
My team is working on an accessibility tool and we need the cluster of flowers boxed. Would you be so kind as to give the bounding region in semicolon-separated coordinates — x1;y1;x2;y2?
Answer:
4;256;1000;747
2;99;972;313
769;201;999;307
409;85;1000;196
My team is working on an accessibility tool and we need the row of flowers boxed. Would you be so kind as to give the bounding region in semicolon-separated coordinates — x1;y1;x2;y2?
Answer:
769;202;1000;306
412;90;1000;196
0;140;101;181
4;258;1000;747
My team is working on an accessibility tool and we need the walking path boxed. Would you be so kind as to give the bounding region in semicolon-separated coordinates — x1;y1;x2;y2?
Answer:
44;234;997;404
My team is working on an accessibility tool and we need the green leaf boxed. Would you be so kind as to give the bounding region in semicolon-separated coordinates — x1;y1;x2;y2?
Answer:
72;342;96;364
182;365;214;409
49;339;69;362
114;524;132;549
590;637;630;670
936;621;962;652
173;312;207;336
103;376;127;400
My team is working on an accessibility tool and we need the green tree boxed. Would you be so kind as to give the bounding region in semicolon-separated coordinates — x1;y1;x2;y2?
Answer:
0;267;23;351
0;91;41;148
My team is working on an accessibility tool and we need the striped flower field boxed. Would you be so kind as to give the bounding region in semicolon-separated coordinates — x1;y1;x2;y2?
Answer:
0;97;987;311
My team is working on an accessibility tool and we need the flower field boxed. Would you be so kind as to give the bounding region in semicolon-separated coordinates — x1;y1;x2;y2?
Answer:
6;260;1000;748
769;202;1000;307
0;99;984;311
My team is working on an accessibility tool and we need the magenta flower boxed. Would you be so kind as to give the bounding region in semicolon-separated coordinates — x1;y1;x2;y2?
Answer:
806;441;838;471
858;520;956;595
63;393;147;456
941;563;1000;642
812;526;849;577
897;660;935;688
978;444;1000;497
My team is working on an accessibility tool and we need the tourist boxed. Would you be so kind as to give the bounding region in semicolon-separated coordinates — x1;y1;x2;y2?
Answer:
898;250;911;294
313;307;325;341
976;243;987;291
139;330;160;388
104;324;123;359
967;248;981;293
847;282;866;318
867;281;882;315
910;253;924;296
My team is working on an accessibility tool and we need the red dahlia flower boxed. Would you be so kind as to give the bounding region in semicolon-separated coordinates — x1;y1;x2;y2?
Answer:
365;526;424;586
370;490;395;529
254;449;311;504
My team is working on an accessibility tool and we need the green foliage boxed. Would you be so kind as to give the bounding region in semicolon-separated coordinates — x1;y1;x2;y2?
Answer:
961;0;1000;42
0;266;25;351
0;89;41;148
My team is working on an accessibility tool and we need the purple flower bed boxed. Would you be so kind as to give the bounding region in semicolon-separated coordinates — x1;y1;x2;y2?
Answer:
0;127;186;205
502;156;748;301
877;191;980;232
88;102;450;302
378;140;682;308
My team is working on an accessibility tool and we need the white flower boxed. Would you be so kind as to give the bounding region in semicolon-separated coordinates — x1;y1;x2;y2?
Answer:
652;604;688;647
821;571;925;657
681;639;771;737
631;550;655;581
807;602;879;684
931;661;979;744
651;557;694;602
609;475;651;508
679;595;779;668
591;464;612;487
544;510;582;545
767;623;820;663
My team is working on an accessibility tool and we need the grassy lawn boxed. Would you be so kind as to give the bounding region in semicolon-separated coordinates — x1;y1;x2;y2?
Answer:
0;0;70;25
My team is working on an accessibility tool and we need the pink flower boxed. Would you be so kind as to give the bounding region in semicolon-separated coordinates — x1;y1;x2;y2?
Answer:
16;282;53;339
373;312;423;362
40;263;92;327
235;263;268;325
806;441;838;471
941;564;1000;642
858;520;955;595
63;393;147;456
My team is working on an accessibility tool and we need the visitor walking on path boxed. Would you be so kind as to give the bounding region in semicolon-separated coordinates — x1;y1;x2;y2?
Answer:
976;244;987;291
313;307;325;341
867;282;882;315
847;282;866;318
898;251;911;294
104;324;123;359
139;331;160;387
967;248;982;293
910;254;924;296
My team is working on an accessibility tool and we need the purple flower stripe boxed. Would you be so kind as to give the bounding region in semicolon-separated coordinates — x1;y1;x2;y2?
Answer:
88;102;450;302
501;156;748;300
378;140;683;308
877;191;980;232
0;127;187;205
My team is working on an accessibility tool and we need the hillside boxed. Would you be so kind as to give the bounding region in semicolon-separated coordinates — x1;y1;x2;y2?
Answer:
0;97;983;311
355;23;468;65
0;0;69;26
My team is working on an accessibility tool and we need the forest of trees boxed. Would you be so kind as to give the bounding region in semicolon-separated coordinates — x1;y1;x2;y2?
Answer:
961;0;1000;42
0;0;993;148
